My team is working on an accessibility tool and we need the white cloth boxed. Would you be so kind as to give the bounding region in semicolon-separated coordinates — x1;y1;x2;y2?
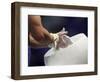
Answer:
44;33;88;66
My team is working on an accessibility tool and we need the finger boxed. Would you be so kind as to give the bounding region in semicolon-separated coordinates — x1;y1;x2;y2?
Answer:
58;31;68;36
44;32;54;43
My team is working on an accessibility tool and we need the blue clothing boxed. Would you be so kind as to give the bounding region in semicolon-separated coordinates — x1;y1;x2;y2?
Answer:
28;47;50;66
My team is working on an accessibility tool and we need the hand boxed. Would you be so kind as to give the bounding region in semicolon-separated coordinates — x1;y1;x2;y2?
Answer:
31;26;54;44
29;26;54;48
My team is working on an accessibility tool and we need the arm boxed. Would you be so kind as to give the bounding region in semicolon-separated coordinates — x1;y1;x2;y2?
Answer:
28;16;54;47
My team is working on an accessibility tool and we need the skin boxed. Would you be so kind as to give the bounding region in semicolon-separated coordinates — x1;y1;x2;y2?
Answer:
28;16;54;48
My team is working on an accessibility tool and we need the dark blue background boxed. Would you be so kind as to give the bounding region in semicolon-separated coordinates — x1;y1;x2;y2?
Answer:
28;16;88;66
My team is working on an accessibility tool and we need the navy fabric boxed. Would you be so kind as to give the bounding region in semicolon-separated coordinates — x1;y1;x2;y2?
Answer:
28;47;50;66
42;16;87;36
